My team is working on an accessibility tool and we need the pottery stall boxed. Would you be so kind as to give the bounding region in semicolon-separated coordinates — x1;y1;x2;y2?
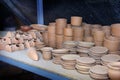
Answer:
1;16;120;80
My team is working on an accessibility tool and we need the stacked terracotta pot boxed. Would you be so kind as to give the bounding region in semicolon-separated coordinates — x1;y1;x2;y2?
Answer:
52;49;69;64
63;41;77;54
61;54;80;70
56;18;67;48
77;41;95;57
75;57;96;74
89;65;109;80
88;46;108;64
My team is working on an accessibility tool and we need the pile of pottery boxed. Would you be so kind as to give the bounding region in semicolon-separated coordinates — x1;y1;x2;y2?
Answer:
101;54;120;66
107;62;120;80
88;46;108;64
75;57;96;74
52;49;69;64
89;65;109;80
61;54;80;70
77;41;95;57
40;47;53;60
63;41;77;54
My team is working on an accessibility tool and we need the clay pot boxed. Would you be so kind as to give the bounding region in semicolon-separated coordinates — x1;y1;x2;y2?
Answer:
107;62;120;80
73;27;84;41
56;35;64;48
102;26;111;37
93;30;105;42
27;48;39;61
104;36;120;52
48;25;56;34
63;36;72;42
42;51;52;60
41;47;53;52
94;41;103;46
20;25;32;32
111;23;120;37
64;27;73;37
48;33;56;48
42;31;49;46
56;18;67;35
71;16;82;26
83;24;92;37
84;36;93;42
67;24;72;28
49;22;56;26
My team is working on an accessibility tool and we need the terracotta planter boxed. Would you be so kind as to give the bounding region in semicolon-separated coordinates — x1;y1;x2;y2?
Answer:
63;36;72;42
108;62;120;80
11;37;19;44
64;27;73;37
71;16;82;26
42;31;49;46
111;23;120;37
56;35;64;48
93;30;105;42
48;33;56;48
102;26;111;37
84;36;93;42
48;25;56;34
49;22;56;26
73;27;84;41
42;51;52;60
104;36;120;52
56;18;67;35
94;41;103;46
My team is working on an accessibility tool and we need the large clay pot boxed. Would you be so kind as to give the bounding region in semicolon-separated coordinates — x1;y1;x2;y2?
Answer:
56;18;67;35
104;36;120;52
111;23;120;37
71;16;82;26
73;27;84;41
107;62;120;80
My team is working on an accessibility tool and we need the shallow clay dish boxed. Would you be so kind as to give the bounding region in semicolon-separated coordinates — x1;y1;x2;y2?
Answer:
52;49;69;54
77;41;95;47
61;54;80;61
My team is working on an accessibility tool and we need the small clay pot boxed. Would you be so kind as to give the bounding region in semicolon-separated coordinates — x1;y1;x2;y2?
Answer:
64;27;73;37
48;25;56;34
107;62;120;80
42;51;52;60
111;23;120;37
41;47;53;52
104;36;120;52
56;18;67;35
71;16;82;26
49;22;56;26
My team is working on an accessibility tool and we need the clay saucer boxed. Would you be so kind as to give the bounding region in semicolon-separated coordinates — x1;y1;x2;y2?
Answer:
61;54;80;61
52;49;69;54
89;65;108;76
77;48;89;53
77;41;95;48
76;57;96;65
101;54;120;65
107;62;120;70
77;70;89;75
75;64;90;71
27;48;39;61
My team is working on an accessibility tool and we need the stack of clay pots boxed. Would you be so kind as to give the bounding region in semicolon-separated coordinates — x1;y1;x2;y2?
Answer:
104;36;120;53
48;24;56;48
63;41;77;54
89;65;109;80
101;54;120;66
52;49;69;64
102;26;111;37
75;57;96;74
61;54;80;70
93;29;105;46
107;62;120;80
42;31;48;46
88;46;108;64
56;18;67;48
63;24;73;42
77;41;95;57
40;47;53;60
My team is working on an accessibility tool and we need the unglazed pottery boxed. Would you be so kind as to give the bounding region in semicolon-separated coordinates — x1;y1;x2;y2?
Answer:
111;23;120;37
48;25;56;34
30;24;48;31
84;36;93;42
27;48;39;61
63;36;72;42
71;16;82;26
56;18;67;35
56;35;64;48
64;27;73;37
42;51;52;60
52;49;69;54
41;47;53;52
107;62;120;80
42;31;49;46
77;41;95;48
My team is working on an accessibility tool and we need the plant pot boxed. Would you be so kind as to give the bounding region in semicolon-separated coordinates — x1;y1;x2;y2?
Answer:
42;51;52;60
64;27;73;37
71;16;82;26
111;23;120;37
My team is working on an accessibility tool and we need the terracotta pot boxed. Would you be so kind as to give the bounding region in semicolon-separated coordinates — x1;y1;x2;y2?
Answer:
71;16;82;26
67;24;72;28
108;62;120;80
48;25;56;34
84;36;93;42
94;41;103;46
29;40;35;47
64;27;73;37
73;27;84;41
104;36;120;52
11;44;19;51
42;31;49;46
42;51;52;60
41;47;53;52
56;35;64;48
48;33;56;48
93;30;105;42
63;36;72;42
111;23;120;37
102;26;111;37
56;18;67;35
83;24;92;37
49;22;56;26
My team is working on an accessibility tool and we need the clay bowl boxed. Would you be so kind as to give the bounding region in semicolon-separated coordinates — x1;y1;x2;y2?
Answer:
20;25;32;32
52;49;69;54
40;47;53;52
77;41;95;48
